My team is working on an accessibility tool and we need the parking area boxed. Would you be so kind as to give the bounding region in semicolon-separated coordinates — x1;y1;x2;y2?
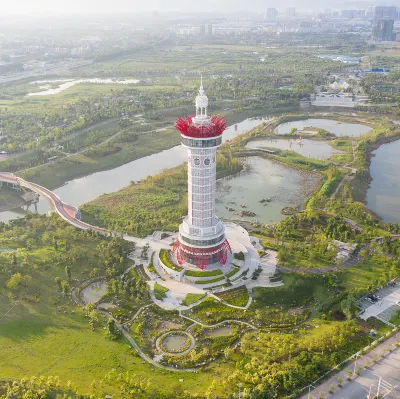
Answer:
359;282;400;323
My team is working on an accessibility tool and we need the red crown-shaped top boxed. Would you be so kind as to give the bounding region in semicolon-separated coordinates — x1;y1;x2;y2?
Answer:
175;115;227;139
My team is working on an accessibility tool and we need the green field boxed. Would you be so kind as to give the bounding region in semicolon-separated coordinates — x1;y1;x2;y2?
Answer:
253;274;334;307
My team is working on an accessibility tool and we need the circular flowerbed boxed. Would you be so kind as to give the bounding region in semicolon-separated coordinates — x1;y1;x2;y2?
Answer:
156;331;195;355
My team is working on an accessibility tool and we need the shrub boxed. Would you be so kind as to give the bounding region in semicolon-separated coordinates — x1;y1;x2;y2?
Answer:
154;282;169;300
234;251;245;261
195;276;225;285
185;269;222;277
159;249;182;272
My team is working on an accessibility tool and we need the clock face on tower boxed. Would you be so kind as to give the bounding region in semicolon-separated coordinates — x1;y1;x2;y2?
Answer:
204;158;211;166
193;158;200;166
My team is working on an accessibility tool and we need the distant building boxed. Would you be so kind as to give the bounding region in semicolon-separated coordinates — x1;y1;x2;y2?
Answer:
207;24;213;37
372;19;395;41
374;6;397;21
341;9;365;19
200;24;206;37
286;7;296;17
267;8;278;20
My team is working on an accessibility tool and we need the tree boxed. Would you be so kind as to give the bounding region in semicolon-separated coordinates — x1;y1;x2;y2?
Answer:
341;295;358;320
55;277;62;291
61;280;70;295
6;273;23;290
65;265;71;281
107;319;121;339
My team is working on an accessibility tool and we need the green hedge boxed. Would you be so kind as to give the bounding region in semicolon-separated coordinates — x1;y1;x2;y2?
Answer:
185;269;223;277
195;276;226;285
226;267;240;278
159;249;183;272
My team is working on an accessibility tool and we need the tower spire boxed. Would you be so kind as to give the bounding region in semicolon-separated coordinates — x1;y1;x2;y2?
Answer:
195;75;209;121
199;74;204;96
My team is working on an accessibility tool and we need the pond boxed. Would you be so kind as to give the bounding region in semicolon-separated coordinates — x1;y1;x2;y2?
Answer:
0;115;272;224
27;78;140;96
246;138;343;160
216;156;320;224
0;248;16;253
367;139;400;223
80;281;107;304
205;325;233;337
274;118;372;137
162;334;188;352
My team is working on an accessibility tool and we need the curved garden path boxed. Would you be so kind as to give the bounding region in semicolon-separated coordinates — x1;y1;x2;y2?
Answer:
179;310;257;330
209;292;253;310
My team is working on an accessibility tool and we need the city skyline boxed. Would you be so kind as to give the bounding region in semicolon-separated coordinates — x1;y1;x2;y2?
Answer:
2;0;398;15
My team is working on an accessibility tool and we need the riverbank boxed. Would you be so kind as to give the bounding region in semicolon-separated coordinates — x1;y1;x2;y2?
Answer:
236;112;400;214
11;106;291;190
80;152;243;237
0;187;25;212
351;122;400;204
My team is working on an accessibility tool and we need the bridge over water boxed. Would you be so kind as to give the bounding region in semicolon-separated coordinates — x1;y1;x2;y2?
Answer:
0;172;106;233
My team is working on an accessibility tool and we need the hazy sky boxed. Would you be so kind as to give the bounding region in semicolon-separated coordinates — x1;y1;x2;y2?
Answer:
2;0;395;14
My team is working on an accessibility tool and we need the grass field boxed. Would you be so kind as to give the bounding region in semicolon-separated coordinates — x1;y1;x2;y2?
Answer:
181;293;206;306
0;215;230;396
215;286;249;307
154;282;169;300
339;253;394;292
252;274;333;307
19;127;180;189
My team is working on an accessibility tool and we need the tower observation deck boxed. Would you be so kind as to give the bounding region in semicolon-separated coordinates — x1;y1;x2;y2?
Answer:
172;79;231;270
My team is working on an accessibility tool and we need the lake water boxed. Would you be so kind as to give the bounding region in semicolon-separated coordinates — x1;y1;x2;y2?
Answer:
246;138;343;160
216;156;319;224
80;281;107;304
27;78;140;96
0;116;271;223
275;118;372;137
367;139;400;223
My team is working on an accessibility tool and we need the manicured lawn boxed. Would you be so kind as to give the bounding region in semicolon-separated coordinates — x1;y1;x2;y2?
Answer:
215;286;249;307
154;282;169;300
225;267;240;278
181;293;206;306
195;276;225;285
185;269;222;277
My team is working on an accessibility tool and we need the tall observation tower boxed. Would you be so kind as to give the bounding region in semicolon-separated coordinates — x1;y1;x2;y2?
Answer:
172;79;231;270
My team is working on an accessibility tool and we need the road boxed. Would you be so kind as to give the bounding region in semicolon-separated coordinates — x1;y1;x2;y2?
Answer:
301;332;400;399
330;347;400;399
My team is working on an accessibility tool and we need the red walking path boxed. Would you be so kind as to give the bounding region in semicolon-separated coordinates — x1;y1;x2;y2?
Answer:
0;172;107;233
